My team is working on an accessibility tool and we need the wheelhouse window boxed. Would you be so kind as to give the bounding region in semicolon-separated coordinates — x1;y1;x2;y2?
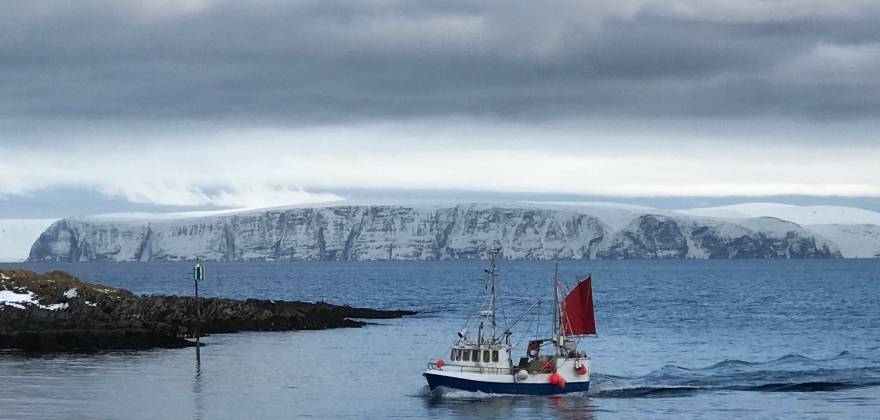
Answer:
492;350;499;362
463;349;471;361
473;350;481;362
450;349;455;360
454;349;461;361
483;350;490;363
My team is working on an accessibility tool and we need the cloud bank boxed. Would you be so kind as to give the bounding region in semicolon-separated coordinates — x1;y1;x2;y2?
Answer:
3;0;880;126
2;0;879;208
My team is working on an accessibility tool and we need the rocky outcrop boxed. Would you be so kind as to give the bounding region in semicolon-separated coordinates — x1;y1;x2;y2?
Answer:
0;269;414;352
596;215;689;259
26;204;842;261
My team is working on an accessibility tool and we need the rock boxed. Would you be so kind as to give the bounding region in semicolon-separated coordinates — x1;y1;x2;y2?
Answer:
0;269;415;352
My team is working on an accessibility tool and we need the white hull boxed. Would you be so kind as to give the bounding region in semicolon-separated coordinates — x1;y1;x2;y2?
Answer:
425;357;590;395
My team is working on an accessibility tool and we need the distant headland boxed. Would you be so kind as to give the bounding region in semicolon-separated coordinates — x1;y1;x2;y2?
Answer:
19;202;880;262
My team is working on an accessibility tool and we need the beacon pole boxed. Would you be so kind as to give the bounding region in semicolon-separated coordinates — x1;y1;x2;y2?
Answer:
193;261;204;356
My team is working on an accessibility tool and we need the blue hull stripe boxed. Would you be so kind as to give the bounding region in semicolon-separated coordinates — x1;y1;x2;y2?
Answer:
424;373;590;395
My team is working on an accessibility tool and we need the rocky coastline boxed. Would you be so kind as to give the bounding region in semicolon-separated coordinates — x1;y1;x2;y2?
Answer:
0;269;415;352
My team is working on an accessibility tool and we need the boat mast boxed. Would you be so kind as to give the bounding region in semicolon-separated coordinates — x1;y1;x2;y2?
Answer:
553;262;562;356
552;262;557;340
488;249;498;342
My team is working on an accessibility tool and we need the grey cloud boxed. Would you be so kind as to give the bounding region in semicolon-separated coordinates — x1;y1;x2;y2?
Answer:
3;0;880;129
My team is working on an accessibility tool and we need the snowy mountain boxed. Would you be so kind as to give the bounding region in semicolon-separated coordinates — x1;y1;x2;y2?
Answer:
673;203;880;258
23;202;855;262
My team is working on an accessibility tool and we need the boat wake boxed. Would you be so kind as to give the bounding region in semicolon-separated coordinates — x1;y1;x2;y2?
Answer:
590;351;880;398
416;385;511;399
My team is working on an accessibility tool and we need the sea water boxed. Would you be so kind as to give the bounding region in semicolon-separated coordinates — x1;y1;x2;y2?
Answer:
0;260;878;419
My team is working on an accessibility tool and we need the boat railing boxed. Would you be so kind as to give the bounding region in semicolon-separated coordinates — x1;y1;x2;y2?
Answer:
427;363;517;376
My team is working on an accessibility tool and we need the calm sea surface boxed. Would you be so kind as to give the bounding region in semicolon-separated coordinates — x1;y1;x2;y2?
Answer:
1;260;878;419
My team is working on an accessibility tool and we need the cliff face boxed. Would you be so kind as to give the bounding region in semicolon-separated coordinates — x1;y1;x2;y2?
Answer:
27;204;842;262
596;215;840;259
28;205;609;262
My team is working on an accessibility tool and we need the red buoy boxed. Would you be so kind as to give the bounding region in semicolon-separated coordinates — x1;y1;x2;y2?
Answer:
543;362;554;371
576;365;587;375
549;373;560;385
436;360;445;368
557;376;566;388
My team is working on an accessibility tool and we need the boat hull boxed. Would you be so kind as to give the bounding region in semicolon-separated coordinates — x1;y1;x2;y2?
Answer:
424;372;590;395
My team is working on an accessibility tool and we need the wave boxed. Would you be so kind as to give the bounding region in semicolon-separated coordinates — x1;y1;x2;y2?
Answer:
591;381;880;398
590;351;880;399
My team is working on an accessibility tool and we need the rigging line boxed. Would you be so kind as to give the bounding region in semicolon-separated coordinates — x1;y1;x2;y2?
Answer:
514;312;537;349
434;344;455;363
560;280;574;338
534;298;542;341
497;270;509;337
460;271;490;337
467;262;498;331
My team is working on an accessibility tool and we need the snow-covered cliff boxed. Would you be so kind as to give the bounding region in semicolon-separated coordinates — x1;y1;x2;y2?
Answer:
26;203;845;261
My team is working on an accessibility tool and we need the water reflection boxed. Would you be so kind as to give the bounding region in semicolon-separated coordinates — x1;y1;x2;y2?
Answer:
424;395;516;418
423;394;597;419
548;396;599;420
193;346;204;420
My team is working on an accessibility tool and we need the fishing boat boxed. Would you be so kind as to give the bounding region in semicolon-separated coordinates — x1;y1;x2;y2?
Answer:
423;252;596;395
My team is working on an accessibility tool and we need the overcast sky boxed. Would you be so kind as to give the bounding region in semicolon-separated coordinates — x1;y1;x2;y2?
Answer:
2;0;879;216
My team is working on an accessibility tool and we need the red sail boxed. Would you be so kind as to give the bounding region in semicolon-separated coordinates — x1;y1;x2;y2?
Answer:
561;275;596;336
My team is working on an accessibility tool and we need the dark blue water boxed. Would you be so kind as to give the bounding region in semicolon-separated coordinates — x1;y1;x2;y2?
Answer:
1;260;879;419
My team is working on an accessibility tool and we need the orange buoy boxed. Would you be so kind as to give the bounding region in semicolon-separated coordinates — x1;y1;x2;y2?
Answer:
549;373;560;385
576;365;587;375
557;376;566;388
436;360;445;368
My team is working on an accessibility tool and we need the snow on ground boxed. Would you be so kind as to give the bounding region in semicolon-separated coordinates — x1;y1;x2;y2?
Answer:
0;290;32;309
807;224;880;258
85;208;257;221
524;202;655;230
674;203;880;226
0;219;58;262
0;289;68;311
82;199;492;221
524;201;657;211
82;200;655;231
